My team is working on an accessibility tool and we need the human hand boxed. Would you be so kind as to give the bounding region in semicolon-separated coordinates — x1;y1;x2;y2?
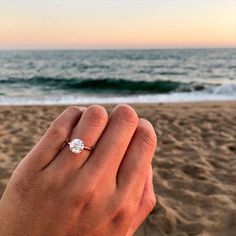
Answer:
0;104;157;236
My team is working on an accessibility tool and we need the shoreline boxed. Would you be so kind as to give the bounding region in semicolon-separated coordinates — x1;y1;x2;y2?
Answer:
0;101;236;236
1;96;235;106
0;100;235;107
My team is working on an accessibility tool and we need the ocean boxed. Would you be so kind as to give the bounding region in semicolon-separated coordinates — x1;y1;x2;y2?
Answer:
0;49;235;105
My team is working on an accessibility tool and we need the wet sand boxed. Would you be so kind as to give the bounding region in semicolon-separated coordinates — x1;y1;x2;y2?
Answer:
0;102;236;236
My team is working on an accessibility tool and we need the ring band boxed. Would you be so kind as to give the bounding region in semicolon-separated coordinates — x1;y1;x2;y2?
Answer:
67;138;95;154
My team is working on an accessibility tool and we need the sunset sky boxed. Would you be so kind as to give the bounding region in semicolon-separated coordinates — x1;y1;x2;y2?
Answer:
0;0;235;49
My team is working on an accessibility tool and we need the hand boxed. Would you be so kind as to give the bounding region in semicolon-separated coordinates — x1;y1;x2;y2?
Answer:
0;104;157;236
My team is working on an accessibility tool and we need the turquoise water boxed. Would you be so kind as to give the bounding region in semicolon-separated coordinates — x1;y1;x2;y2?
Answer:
0;49;235;104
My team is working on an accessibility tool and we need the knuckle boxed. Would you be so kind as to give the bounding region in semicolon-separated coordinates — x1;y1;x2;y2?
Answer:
147;194;157;211
68;182;97;208
86;105;108;126
48;123;68;139
114;104;138;125
143;194;156;217
112;204;134;225
81;183;97;201
46;106;82;139
137;119;157;152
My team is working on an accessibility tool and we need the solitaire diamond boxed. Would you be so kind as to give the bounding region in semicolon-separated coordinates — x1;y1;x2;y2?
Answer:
69;139;85;154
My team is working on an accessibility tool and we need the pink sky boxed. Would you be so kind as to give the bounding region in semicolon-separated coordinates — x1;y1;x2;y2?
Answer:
0;0;235;49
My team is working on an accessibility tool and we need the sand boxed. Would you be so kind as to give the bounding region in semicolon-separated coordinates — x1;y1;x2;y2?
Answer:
0;102;236;236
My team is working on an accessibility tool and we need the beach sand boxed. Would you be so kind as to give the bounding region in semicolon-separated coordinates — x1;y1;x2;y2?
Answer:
0;102;236;236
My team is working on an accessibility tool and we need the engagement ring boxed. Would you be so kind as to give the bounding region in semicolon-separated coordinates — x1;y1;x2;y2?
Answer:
67;138;94;154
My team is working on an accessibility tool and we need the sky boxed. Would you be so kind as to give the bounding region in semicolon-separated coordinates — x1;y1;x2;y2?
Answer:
0;0;235;49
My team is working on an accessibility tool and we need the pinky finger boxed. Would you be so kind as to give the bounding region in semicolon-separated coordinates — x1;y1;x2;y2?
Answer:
126;166;156;236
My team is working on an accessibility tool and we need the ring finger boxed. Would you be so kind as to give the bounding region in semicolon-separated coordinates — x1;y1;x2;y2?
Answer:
51;105;108;171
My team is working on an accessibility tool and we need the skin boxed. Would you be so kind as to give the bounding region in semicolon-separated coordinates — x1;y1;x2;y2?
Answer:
0;104;157;236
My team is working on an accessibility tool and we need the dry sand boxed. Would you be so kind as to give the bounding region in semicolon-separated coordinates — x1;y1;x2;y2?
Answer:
0;102;236;236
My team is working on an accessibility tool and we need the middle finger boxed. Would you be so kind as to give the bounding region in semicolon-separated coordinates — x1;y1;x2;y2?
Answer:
84;104;139;179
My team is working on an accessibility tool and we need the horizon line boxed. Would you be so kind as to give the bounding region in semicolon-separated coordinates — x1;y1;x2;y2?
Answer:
0;46;235;51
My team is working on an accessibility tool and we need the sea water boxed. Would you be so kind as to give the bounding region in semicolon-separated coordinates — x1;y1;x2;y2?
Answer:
0;49;235;105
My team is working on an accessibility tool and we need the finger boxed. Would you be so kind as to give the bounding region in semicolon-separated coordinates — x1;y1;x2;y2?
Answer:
84;104;139;178
23;106;85;171
52;105;108;170
117;118;157;194
126;166;156;236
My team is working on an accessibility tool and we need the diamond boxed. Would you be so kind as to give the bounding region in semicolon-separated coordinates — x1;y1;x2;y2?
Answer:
69;139;85;154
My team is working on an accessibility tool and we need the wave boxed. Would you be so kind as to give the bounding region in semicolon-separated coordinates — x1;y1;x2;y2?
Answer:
1;76;235;96
1;77;183;94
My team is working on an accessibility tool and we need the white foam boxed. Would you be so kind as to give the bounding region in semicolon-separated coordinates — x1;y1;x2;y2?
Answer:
206;83;236;95
0;91;235;105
